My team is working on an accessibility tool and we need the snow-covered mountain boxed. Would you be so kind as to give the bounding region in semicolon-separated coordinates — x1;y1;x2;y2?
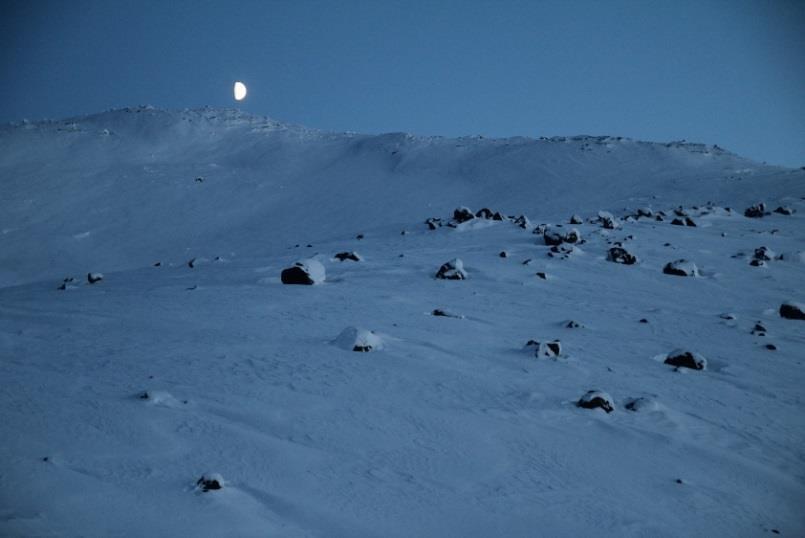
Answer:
1;107;804;537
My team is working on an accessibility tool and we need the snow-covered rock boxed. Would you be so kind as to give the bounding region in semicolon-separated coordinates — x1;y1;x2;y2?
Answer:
196;473;224;492
435;258;467;280
281;259;325;285
664;349;707;370
577;390;614;413
663;259;699;277
87;272;103;284
334;327;384;352
525;339;562;358
607;246;638;265
334;251;362;262
744;202;767;218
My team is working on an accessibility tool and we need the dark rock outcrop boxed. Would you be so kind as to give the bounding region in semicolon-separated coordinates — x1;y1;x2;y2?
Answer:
779;302;805;320
664;350;707;370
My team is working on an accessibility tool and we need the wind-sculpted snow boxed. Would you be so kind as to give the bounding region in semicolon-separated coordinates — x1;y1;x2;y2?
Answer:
1;108;804;537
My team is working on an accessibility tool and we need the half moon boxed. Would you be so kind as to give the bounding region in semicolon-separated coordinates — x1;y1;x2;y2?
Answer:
234;81;247;101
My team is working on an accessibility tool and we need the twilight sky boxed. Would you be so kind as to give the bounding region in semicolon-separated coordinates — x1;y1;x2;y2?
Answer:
1;0;803;167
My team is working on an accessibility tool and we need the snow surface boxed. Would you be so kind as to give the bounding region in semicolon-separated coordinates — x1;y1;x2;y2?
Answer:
1;107;804;537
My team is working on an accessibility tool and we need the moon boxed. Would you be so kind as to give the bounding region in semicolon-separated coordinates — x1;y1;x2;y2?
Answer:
233;81;247;101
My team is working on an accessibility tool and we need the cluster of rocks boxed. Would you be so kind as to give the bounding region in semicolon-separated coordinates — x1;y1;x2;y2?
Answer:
749;246;776;267
58;273;103;290
426;206;506;229
542;226;582;246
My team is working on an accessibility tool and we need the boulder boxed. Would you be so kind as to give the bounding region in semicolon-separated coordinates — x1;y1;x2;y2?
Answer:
773;206;794;215
425;217;442;230
664;350;707;370
432;308;464;319
577;390;614;413
753;246;775;261
564;228;582;244
744;202;767;218
87;272;104;284
513;215;531;229
569;214;583;224
543;229;565;246
779;302;805;320
453;206;475;224
525;339;561;358
499;251;508;258
281;259;326;285
607;247;637;265
196;473;224;492
334;251;362;262
663;259;699;277
334;327;384;352
636;207;654;218
596;211;620;229
435;258;467;280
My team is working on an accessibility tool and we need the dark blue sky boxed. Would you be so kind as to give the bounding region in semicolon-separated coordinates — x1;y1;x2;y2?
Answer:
2;0;803;166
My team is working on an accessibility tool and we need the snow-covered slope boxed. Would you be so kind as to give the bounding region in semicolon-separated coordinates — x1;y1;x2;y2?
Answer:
1;108;804;537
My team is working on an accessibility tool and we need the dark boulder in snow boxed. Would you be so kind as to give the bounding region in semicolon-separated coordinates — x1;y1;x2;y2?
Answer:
525;339;562;358
595;211;619;229
751;322;767;336
664;350;707;370
281;259;326;285
334;251;362;262
432;308;464;319
499;250;508;258
773;206;794;215
663;259;699;277
196;473;224;492
671;217;697;227
564;228;582;244
744;202;767;218
577;390;614;413
334;327;384;352
753;247;775;262
453;206;475;224
569;214;583;225
425;217;442;230
513;215;531;229
565;320;583;329
636;207;654;219
607;247;638;265
543;229;565;246
476;207;504;220
87;272;103;284
779;302;805;320
535;272;548;280
435;258;467;280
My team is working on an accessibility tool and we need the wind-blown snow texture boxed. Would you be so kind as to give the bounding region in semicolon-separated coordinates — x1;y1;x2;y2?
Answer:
1;107;804;537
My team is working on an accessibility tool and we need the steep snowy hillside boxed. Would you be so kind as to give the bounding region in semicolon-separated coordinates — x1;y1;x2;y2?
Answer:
1;108;804;537
1;106;801;286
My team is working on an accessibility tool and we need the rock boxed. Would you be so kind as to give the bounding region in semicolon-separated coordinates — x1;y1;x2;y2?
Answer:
673;206;688;217
476;207;503;220
636;207;654;218
607;247;638;265
565;320;583;329
543;229;565;246
720;313;736;320
281;259;326;285
577;390;614;413
639;318;649;323
435;258;467;280
453;206;475;224
664;350;707;370
525;339;562;358
153;262;161;267
532;224;548;236
766;343;777;351
749;259;766;267
535;272;548;280
671;217;696;226
773;206;794;215
753;246;775;261
751;322;767;335
744;202;766;218
569;214;583;224
57;277;76;290
87;272;103;284
596;211;619;229
432;309;463;319
663;259;699;277
779;302;805;320
499;251;508;258
334;251;362;262
625;397;658;412
425;217;442;230
564;228;582;244
196;473;224;492
356;234;364;240
334;326;384;352
513;215;531;229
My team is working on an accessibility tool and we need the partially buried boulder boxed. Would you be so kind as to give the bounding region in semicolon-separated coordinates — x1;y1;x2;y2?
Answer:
577;390;614;413
435;258;467;280
607;247;637;265
281;259;326;285
196;473;224;492
525;339;562;358
453;206;475;224
334;251;362;262
779;302;805;320
87;272;104;284
664;349;707;370
663;259;699;277
744;202;767;218
774;206;794;216
334;327;384;352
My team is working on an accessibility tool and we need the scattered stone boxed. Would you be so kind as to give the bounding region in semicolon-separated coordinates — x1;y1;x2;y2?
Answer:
564;228;582;244
675;479;684;485
280;259;326;285
744;202;767;218
596;211;619;229
779;302;805;320
664;350;707;370
187;258;197;269
565;320;583;329
673;206;688;217
435;258;467;280
625;397;658;412
543;229;565;246
194;176;204;183
751;322;767;336
720;313;736;320
475;207;504;220
522;258;533;265
671;217;697;227
749;259;767;267
639;318;649;324
535;272;548;280
498;251;508;258
773;206;794;215
453;206;475;224
432;309;464;319
569;214;583;224
753;246;775;261
356;234;364;240
663;259;699;277
525;339;562;358
196;473;224;492
636;207;654;218
512;215;531;229
153;262;161;267
577;390;614;413
607;247;638;265
532;223;548;236
334;251;362;262
57;277;76;290
425;217;442;230
334;326;384;352
766;344;777;351
87;272;103;284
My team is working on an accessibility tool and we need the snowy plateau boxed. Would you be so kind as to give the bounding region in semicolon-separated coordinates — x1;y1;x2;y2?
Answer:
1;107;804;537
